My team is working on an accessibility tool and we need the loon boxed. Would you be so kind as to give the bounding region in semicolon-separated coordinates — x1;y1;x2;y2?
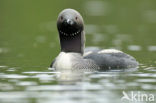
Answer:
50;9;138;71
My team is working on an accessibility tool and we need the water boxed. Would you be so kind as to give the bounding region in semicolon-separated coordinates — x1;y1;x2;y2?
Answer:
0;0;156;103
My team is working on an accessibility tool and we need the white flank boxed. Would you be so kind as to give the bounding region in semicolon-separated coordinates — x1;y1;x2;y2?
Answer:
98;49;123;54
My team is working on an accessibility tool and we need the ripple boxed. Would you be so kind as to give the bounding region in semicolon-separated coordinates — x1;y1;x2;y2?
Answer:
144;67;156;72
127;73;156;77
92;33;105;43
0;83;14;91
0;65;8;68
143;10;156;23
0;74;29;79
39;21;56;32
32;74;54;77
135;79;156;83
35;35;46;43
16;81;37;86
104;25;119;34
26;85;83;91
23;71;60;74
0;48;9;53
0;91;119;103
6;68;16;72
0;92;29;100
128;45;142;51
148;46;156;51
141;84;156;90
85;24;99;34
84;0;110;16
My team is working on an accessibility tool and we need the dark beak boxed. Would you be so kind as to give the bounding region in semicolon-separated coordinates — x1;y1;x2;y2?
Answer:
63;19;74;26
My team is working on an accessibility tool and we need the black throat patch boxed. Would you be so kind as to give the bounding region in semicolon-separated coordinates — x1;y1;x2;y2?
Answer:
59;31;84;54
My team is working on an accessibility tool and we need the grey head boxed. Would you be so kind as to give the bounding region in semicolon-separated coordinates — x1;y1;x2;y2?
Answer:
57;9;85;54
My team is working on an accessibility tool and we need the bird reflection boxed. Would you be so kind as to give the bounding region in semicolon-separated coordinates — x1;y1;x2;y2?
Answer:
56;68;94;85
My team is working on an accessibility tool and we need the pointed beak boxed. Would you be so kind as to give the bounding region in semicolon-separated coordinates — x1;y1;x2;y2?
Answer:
63;19;74;26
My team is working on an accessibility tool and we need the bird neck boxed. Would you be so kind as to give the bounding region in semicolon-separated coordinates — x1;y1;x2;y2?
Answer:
59;31;85;55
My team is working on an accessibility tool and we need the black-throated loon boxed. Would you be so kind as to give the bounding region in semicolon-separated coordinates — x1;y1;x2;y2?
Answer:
50;9;138;71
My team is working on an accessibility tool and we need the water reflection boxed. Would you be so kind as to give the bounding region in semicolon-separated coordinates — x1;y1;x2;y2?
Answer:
0;65;155;103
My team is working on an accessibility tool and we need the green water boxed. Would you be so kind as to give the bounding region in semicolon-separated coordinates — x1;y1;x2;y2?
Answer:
0;0;156;103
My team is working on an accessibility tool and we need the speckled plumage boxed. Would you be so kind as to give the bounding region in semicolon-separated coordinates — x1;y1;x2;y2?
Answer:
50;9;138;71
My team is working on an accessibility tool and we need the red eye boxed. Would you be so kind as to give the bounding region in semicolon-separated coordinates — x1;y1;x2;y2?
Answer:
75;17;78;20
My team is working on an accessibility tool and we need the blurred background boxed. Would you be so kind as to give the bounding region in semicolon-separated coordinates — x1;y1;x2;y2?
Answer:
0;0;156;103
0;0;156;67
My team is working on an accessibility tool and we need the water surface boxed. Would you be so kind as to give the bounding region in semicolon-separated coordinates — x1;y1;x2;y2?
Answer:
0;0;156;103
